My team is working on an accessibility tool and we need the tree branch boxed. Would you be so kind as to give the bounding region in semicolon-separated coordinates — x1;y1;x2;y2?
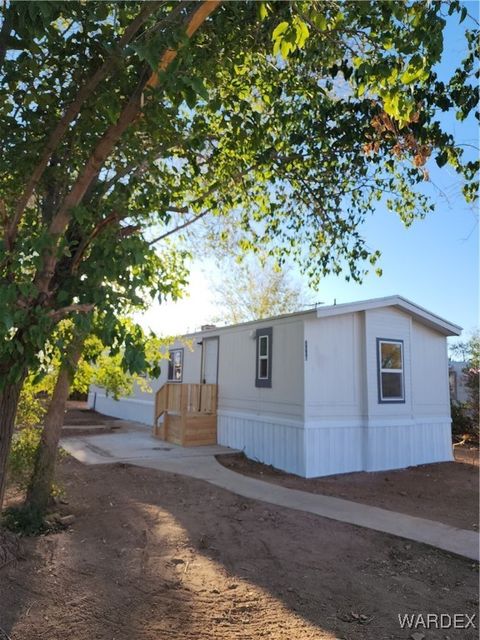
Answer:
70;212;122;274
47;303;95;322
5;1;160;250
0;5;12;70
148;157;262;245
149;206;214;244
33;0;222;298
146;0;221;89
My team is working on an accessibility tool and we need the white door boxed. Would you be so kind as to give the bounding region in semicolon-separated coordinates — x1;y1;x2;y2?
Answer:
202;337;219;384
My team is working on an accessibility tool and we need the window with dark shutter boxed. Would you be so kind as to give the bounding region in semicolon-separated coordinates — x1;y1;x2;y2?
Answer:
255;328;272;388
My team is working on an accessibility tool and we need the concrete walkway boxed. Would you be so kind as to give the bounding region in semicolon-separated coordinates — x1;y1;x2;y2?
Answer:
62;423;479;562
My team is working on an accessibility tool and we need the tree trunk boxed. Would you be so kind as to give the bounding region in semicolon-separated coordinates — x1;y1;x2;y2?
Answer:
0;378;25;510
25;337;84;515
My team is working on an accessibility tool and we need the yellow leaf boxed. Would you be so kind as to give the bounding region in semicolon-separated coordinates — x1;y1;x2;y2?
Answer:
272;21;289;41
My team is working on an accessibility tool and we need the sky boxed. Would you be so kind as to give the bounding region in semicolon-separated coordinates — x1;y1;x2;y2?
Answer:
135;5;479;348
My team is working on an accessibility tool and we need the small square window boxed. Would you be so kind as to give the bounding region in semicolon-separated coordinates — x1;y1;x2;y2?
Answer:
259;336;268;357
377;339;404;403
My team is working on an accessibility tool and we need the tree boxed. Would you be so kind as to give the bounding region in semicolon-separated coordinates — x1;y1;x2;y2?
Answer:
0;1;478;509
450;332;479;441
23;320;169;514
211;256;312;324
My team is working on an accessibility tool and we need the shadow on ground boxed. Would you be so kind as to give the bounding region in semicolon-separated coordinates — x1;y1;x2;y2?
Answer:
1;457;478;639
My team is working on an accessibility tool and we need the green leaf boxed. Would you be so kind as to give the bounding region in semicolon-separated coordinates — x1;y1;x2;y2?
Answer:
189;77;209;101
313;14;327;31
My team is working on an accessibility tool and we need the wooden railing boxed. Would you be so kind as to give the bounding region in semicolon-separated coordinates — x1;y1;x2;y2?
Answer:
153;383;218;446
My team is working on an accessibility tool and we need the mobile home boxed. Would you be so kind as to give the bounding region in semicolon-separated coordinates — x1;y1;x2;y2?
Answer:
88;295;461;478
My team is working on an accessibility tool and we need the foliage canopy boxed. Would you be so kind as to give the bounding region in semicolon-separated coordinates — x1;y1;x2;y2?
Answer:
0;0;478;388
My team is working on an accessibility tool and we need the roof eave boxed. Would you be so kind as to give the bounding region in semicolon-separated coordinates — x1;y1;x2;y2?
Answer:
316;295;462;337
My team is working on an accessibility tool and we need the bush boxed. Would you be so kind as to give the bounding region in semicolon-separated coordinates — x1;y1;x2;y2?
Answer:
451;401;479;444
8;426;66;494
8;426;42;490
1;504;47;536
1;503;70;536
16;379;46;428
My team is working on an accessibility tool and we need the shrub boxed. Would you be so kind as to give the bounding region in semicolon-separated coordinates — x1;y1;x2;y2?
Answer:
8;426;66;494
1;504;47;536
451;401;479;444
8;426;43;490
16;379;46;428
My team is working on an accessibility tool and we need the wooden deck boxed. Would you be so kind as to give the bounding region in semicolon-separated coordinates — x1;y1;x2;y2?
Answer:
153;383;218;446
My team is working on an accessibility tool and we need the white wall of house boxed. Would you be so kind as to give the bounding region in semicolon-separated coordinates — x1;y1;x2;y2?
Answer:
362;307;452;473
215;315;307;475
303;311;366;476
299;306;453;477
88;380;156;425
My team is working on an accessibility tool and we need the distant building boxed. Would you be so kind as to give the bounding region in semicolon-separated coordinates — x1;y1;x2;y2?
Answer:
449;361;469;405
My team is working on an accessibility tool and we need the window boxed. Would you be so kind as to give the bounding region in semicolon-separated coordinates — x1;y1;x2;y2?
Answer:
377;339;404;403
255;328;272;388
168;348;183;382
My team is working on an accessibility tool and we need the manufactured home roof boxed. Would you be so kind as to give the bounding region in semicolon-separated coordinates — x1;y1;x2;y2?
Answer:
315;295;462;336
185;306;318;337
186;295;461;338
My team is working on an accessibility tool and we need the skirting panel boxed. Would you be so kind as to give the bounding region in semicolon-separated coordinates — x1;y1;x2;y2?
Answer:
87;391;153;426
364;420;453;471
217;413;306;476
304;426;364;478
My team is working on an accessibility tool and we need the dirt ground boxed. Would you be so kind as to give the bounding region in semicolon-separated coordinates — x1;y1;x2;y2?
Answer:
1;457;478;640
216;451;479;532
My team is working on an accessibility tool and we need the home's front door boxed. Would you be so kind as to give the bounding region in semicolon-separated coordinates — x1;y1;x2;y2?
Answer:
201;337;219;384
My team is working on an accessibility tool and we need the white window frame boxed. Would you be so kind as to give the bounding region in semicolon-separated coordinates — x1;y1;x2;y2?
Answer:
377;338;405;403
258;335;269;380
255;327;272;388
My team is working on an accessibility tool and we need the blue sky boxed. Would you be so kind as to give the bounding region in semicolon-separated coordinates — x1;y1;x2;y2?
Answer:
138;5;478;346
316;6;479;343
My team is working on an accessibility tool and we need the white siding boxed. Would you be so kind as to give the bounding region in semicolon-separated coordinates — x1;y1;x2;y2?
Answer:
88;387;154;425
362;308;452;472
302;312;365;477
304;312;365;419
217;318;304;420
304;423;364;478
411;321;450;416
218;412;306;476
215;317;306;473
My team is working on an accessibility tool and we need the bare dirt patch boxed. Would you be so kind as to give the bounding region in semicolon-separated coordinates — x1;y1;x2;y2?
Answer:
1;457;478;640
454;446;479;467
216;452;479;532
